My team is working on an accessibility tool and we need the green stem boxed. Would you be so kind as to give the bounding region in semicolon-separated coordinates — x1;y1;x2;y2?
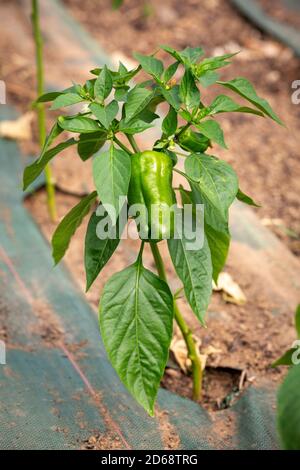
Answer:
126;133;140;153
31;0;56;221
149;242;202;401
173;167;194;183
114;136;133;155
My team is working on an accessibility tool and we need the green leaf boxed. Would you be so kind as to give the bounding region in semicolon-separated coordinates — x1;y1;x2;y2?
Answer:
179;46;204;64
168;234;212;325
39;122;63;162
296;305;300;339
94;65;113;103
208;95;264;117
192;53;238;87
198;70;219;88
58;115;101;133
236;188;260;207
162;106;177;137
85;209;121;291
160;85;181;111
133;52;164;80
217;77;283;125
77;132;107;161
186;155;238;281
23;138;76;190
99;261;174;415
272;348;298;367
52;191;97;264
185;154;238;222
178;186;229;283
163;61;179;83
36;91;63;103
115;86;129;101
160;45;203;66
91;66;141;85
90;100;118;129
277;365;300;449
180;69;200;111
50;92;84;110
124;86;154;122
84;79;96;98
205;223;230;283
197;53;238;73
93;145;131;219
36;85;78;103
196;119;227;149
160;45;183;62
118;119;153;134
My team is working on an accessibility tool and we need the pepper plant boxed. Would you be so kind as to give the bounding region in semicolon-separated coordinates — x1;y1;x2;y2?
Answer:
23;45;282;415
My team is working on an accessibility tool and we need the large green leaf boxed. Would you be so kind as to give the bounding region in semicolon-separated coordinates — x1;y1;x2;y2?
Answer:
77;132;107;161
185;155;238;281
58;115;101;133
133;53;164;80
118;119;153;134
185;154;238;223
196;120;227;149
277;365;300;449
84;209;122;291
191;179;230;282
23;138;76;190
99;261;174;415
50;92;84;110
208;95;264;117
124;86;154;122
180;69;200;111
162;106;177;137
168;234;212;325
89;100;118;129
217;77;283;125
36;85;78;103
94;65;113;103
52;191;97;265
93;146;131;219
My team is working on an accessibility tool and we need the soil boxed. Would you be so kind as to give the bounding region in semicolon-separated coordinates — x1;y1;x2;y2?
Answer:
0;0;299;421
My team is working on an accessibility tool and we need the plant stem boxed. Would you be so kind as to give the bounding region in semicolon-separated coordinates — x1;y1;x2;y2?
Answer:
149;242;202;400
126;133;140;153
114;136;133;155
31;0;57;221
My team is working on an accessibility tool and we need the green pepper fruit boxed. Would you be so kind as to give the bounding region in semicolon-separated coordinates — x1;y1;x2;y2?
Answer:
128;150;175;242
177;128;210;153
